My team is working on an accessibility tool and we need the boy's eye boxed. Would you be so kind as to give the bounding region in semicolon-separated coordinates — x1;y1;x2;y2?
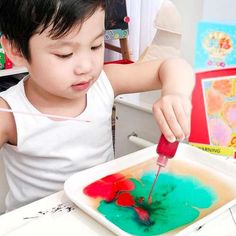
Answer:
55;53;73;58
91;44;103;50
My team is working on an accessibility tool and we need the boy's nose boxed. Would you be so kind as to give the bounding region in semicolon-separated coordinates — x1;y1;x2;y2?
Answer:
74;57;93;75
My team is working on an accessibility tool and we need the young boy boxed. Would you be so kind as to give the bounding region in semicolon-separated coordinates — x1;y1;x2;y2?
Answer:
0;0;195;211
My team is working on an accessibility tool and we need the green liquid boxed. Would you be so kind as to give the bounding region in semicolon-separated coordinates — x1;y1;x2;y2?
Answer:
98;172;217;235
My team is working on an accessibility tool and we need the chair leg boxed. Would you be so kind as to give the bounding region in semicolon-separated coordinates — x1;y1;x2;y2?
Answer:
119;38;131;60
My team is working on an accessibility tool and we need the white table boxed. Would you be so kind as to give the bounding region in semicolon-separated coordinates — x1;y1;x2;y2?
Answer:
1;190;236;236
1;144;236;236
0;191;115;236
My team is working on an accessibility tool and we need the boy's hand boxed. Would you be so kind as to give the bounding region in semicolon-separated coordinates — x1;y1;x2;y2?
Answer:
152;93;192;143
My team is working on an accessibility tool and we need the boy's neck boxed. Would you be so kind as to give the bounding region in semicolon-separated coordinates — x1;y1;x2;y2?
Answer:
24;77;87;119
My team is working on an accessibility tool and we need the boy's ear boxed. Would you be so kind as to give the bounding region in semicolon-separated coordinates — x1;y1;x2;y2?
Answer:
1;36;27;67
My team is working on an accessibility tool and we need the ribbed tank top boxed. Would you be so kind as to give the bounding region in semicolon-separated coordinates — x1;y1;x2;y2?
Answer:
0;71;114;211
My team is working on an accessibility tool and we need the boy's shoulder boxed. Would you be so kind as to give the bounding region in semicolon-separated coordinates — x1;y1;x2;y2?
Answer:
0;98;16;146
0;97;11;114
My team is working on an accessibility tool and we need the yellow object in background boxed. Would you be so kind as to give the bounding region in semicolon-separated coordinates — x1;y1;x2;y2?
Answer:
190;142;235;158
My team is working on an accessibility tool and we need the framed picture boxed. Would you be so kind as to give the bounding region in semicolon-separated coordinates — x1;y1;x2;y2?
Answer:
189;68;236;157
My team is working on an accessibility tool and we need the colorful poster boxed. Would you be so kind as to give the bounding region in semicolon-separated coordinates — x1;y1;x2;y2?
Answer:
189;68;236;157
202;76;236;147
194;21;236;69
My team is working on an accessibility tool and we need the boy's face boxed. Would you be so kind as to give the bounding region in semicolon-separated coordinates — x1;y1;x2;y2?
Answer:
25;8;105;100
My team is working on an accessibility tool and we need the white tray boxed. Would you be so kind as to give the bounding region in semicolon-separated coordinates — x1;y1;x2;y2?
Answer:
64;143;236;235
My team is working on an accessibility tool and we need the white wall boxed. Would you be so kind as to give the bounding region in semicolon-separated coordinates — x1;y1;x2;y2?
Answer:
170;0;203;65
170;0;236;65
202;0;236;23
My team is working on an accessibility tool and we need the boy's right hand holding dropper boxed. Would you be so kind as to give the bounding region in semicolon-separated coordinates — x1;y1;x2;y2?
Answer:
153;92;192;143
152;58;194;143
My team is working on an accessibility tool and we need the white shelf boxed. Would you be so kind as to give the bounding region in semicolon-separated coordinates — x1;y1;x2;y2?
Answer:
0;66;28;77
115;93;153;113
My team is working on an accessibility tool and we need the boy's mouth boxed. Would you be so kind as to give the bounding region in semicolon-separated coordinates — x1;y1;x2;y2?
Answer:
72;81;90;91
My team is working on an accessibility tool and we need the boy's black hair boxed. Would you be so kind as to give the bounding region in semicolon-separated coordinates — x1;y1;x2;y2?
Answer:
0;0;105;60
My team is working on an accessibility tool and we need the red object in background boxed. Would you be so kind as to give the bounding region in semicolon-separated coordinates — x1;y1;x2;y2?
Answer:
189;67;236;144
4;54;13;69
104;59;133;65
123;16;130;23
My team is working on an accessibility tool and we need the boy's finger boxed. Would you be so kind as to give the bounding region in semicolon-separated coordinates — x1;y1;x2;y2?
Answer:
172;102;190;137
154;108;178;143
161;104;185;141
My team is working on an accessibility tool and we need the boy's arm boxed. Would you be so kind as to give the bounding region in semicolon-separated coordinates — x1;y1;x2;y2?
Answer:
0;99;15;148
104;58;195;142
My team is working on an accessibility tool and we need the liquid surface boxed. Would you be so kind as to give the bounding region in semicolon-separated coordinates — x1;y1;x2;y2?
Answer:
84;172;217;235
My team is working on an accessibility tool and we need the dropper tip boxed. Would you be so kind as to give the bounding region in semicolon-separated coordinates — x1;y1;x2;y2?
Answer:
157;154;168;167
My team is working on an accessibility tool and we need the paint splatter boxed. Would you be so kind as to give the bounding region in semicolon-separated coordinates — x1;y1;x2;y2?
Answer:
83;173;134;202
84;172;217;235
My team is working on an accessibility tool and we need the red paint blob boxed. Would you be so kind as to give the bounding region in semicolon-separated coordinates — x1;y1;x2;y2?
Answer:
83;173;134;202
116;192;135;207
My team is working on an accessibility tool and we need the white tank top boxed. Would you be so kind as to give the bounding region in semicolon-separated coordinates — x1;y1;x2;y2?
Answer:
0;71;114;211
